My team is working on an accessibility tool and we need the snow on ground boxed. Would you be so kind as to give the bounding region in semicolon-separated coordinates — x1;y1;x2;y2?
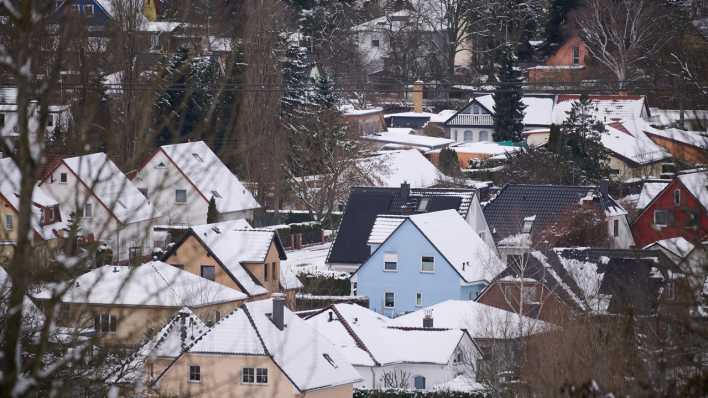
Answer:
282;242;349;278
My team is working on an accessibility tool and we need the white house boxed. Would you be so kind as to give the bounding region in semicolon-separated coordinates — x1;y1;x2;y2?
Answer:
132;141;260;227
40;152;159;261
306;303;483;392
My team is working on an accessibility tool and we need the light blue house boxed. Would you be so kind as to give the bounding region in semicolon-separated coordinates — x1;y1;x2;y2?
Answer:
351;210;504;317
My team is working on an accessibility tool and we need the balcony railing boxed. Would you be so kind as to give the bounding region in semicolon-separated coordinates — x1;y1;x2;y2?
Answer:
448;113;494;126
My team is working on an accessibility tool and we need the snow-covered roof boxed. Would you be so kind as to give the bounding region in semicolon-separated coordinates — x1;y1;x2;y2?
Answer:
142;21;182;32
432;375;487;393
385;111;439;119
648;108;708;131
429;142;521;156
555;252;607;313
189;221;279;296
0;158;65;240
429;110;457;124
62;152;157;224
367;215;406;245
473;94;554;126
603;120;672;165
637;181;670;209
644;127;708;149
406;210;504;283
362;131;453;150
159;141;260;214
677;170;708;211
355;149;442;188
35;261;247;307
141;307;208;359
340;105;383;116
307;303;467;366
389;300;553;339
553;95;647;125
644;237;695;260
189;300;362;391
279;266;304;290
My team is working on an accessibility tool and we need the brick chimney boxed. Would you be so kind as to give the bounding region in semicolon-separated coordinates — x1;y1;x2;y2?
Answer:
272;293;286;330
400;181;410;202
413;80;424;113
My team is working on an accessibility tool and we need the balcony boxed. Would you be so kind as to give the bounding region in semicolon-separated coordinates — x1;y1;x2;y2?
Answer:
447;113;494;126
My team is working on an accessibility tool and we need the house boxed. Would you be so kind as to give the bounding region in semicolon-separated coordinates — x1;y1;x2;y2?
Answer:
341;106;385;136
444;94;554;144
153;296;361;397
306;303;483;392
528;35;588;83
551;94;651;125
631;169;708;247
483;183;634;263
351;210;504;316
636;180;671;211
0;158;66;261
476;249;670;324
643;127;708;165
162;219;289;304
426;141;522;169
39;152;159;262
353;149;443;188
327;183;494;272
132;141;260;226
33;261;247;345
362;129;454;151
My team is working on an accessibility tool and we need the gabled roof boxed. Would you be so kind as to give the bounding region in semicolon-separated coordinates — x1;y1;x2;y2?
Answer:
168;220;286;297
602;120;672;166
367;214;407;245
677;169;708;211
637;181;670;209
362;131;454;150
156;141;260;213
552;95;648;124
354;149;442;188
644;127;708;149
484;184;627;244
446;94;554;127
643;237;696;261
53;152;157;224
306;303;470;367
34;261;247;307
389;300;554;339
181;299;362;392
327;185;477;265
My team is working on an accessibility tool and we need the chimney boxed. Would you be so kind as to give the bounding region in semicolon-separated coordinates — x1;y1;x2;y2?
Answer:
413;80;424;113
599;179;609;198
423;309;433;328
328;310;334;322
400;181;410;202
272;293;286;330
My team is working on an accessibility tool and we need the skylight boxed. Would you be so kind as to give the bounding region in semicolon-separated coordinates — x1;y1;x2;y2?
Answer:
417;198;430;212
192;153;203;162
211;190;222;199
323;353;338;368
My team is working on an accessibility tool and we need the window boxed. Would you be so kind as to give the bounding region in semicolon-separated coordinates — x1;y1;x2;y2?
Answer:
654;209;669;227
129;247;142;264
242;367;255;383
416;292;422;306
571;46;580;65
150;33;160;49
84;4;94;15
479;130;490;142
414;375;426;390
256;368;268;384
463;130;474;142
613;219;619;237
264;262;269;281
352;281;358;295
471;105;480;114
175;189;187;204
673;189;681;206
82;203;93;218
384;253;398;271
521;285;538;303
201;265;215;281
188;365;200;382
4;214;13;230
421;256;435;272
384;292;395;308
371;39;380;47
94;313;117;334
156;161;167;169
664;281;675;300
47;114;54;127
417;197;430;211
71;4;80;14
59;172;68;183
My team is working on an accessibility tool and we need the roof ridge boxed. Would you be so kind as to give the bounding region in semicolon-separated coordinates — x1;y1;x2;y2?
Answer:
150;262;186;306
331;305;381;367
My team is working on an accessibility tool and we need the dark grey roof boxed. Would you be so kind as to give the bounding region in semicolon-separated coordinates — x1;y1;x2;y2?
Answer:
483;184;626;244
326;185;476;266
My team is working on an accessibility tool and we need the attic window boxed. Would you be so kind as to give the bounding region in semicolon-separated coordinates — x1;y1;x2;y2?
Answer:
522;216;535;233
417;198;430;212
323;353;338;368
211;190;222;199
192;153;203;162
156;161;166;169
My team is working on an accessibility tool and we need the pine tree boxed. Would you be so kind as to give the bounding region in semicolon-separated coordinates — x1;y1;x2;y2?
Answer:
492;44;527;143
207;196;218;224
438;148;461;177
560;94;610;182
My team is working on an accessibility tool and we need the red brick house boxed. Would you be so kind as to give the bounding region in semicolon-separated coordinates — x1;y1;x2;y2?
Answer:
631;169;708;247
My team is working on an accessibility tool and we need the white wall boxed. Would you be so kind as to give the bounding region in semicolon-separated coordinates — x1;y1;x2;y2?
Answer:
450;127;494;143
466;194;497;253
607;214;634;249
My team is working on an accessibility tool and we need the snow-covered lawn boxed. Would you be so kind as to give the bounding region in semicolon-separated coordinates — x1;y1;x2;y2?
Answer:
282;242;349;279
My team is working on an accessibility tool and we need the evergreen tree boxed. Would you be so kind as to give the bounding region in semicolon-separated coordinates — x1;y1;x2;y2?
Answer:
560;94;610;182
547;123;563;154
545;0;582;50
207;196;218;224
492;44;527;142
438;148;461;177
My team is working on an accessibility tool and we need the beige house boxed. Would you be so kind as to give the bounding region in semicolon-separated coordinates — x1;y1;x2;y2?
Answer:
153;296;361;397
33;261;247;346
164;220;292;305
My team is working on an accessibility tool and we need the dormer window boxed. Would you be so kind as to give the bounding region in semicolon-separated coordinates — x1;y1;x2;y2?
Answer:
522;216;535;233
417;197;429;211
156;161;167;169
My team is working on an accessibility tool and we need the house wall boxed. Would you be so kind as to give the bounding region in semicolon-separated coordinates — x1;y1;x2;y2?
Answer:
631;179;708;247
467;195;497;253
344;112;386;136
133;150;208;226
476;281;570;325
607;214;635;249
355;221;483;317
41;163;155;261
646;134;708;165
0;194;18;243
243;243;282;293
545;36;587;66
607;155;664;181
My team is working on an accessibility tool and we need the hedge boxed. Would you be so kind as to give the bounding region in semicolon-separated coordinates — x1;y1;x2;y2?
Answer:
299;274;350;295
353;390;488;398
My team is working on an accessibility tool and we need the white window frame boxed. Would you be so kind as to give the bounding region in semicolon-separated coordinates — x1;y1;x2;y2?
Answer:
653;209;668;227
384;291;395;308
571;46;580;64
255;368;268;384
175;189;187;204
463;130;474;142
383;252;398;272
416;292;422;306
241;367;255;384
188;365;201;383
4;214;13;230
82;203;93;219
420;256;435;273
673;189;681;206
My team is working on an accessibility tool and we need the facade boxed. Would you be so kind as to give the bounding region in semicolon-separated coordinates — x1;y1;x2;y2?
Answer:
528;35;588;83
644;128;708;165
33;261;247;346
352;210;503;316
163;220;289;303
631;170;708;247
306;303;482;392
154;297;361;397
132;141;260;227
39;152;159;262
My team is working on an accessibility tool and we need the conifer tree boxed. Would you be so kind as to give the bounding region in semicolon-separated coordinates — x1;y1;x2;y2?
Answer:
438;148;461;177
492;44;526;142
207;196;219;224
560;94;610;182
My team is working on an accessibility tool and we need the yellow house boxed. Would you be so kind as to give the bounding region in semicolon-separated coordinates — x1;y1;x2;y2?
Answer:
152;296;361;397
32;261;248;346
164;220;295;306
